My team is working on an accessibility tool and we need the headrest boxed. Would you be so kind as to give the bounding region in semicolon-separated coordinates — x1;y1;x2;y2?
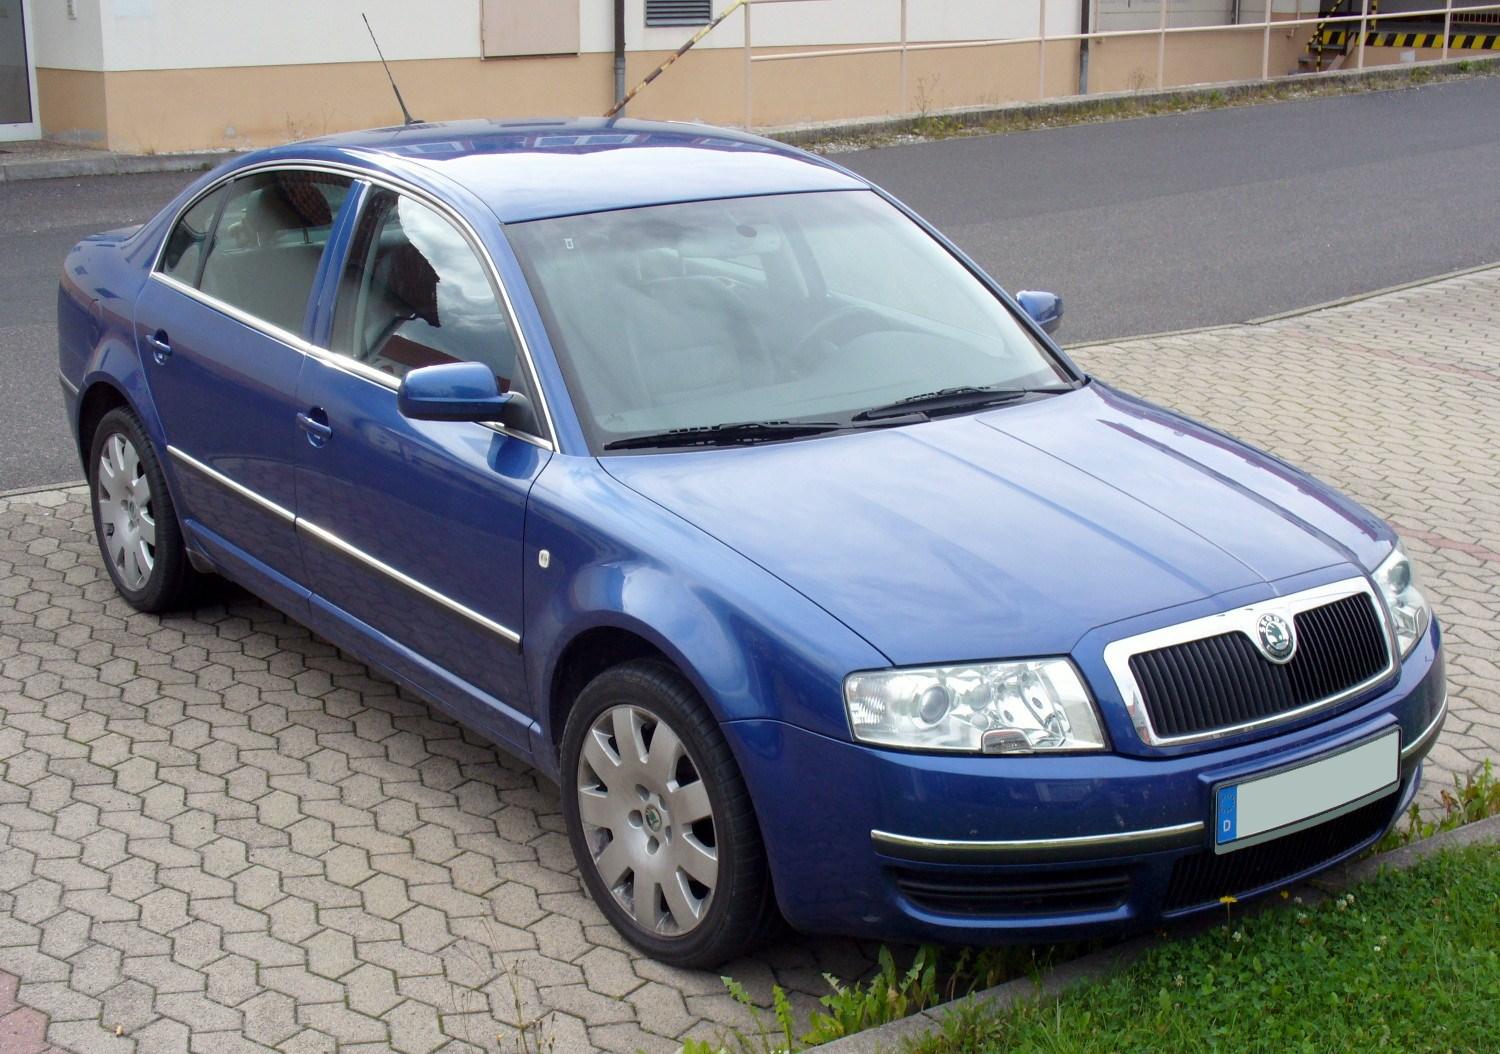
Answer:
381;242;441;328
240;174;334;239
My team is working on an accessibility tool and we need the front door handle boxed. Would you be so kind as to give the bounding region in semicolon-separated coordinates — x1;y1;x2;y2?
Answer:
144;330;172;364
297;409;333;447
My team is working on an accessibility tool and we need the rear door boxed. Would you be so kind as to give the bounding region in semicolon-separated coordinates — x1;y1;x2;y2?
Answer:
135;168;353;608
293;184;551;755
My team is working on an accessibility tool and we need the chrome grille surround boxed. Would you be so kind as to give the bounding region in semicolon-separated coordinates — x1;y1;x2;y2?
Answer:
1102;577;1398;748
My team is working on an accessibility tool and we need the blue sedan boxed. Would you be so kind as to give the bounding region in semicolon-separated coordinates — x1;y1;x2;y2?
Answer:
57;118;1445;968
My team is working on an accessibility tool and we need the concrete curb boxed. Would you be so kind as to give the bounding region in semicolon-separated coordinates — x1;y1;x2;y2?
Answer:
0;150;230;184
1061;260;1500;352
0;480;85;500
815;814;1500;1053
762;54;1500;149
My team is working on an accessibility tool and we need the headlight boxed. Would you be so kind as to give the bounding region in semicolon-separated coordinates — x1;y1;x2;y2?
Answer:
1374;544;1431;659
844;659;1106;754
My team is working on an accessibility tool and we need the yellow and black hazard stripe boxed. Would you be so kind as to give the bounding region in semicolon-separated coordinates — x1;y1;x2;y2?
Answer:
1318;28;1500;50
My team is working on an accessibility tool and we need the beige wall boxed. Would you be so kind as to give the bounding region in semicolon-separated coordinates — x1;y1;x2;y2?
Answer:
36;66;108;146
37;25;1331;154
1090;25;1314;94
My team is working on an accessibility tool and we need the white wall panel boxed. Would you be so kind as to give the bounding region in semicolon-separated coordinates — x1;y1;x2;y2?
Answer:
97;0;484;71
30;0;105;70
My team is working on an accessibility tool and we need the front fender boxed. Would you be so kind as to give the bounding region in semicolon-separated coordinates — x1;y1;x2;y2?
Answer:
523;455;886;773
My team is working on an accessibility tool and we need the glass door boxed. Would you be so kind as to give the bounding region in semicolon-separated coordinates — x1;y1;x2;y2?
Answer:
0;0;39;142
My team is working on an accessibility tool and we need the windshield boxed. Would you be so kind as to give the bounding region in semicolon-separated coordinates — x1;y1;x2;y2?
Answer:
505;190;1075;452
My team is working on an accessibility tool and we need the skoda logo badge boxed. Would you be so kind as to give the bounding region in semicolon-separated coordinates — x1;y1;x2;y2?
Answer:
1257;613;1296;663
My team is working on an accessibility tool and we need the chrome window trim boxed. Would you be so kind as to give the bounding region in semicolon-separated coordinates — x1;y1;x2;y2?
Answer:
147;158;558;452
1103;576;1398;748
167;445;521;648
1402;689;1447;761
871;820;1205;864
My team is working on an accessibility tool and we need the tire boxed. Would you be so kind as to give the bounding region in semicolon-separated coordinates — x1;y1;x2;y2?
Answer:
560;659;779;968
88;407;203;612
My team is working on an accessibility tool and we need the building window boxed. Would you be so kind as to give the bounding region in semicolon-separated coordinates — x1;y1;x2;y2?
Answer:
646;1;712;27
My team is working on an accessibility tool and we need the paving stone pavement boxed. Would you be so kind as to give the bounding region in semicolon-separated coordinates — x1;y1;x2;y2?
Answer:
2;266;1497;1053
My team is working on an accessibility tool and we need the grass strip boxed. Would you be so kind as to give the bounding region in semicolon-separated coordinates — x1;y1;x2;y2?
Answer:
907;843;1500;1054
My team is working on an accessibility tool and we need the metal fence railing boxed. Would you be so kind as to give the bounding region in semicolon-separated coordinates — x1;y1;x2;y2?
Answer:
729;0;1499;128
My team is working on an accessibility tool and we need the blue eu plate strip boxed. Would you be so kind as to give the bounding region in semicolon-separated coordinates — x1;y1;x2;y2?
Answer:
1216;785;1238;844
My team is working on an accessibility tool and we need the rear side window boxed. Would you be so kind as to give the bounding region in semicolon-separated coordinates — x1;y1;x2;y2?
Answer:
158;186;225;284
329;188;524;394
195;170;353;335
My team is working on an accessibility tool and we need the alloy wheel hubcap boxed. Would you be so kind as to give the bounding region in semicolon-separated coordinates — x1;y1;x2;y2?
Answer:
96;433;156;591
576;704;719;936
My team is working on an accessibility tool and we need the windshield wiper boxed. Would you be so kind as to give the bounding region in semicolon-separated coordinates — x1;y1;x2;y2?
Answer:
603;420;844;451
851;385;1066;422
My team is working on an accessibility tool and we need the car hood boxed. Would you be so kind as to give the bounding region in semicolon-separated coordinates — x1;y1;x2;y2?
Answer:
601;384;1393;665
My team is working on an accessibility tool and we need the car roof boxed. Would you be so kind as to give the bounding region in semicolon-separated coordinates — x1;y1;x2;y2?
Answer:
272;117;870;224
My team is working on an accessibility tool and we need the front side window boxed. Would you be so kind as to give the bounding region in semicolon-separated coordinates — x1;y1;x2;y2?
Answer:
330;189;525;397
505;190;1074;452
195;170;352;335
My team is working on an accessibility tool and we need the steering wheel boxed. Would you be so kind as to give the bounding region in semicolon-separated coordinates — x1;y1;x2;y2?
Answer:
787;304;880;376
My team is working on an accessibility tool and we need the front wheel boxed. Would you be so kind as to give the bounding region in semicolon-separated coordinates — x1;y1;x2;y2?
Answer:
560;660;778;968
88;407;203;612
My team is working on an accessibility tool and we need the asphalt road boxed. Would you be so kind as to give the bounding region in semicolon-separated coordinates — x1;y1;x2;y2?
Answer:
5;76;1500;491
2;171;191;491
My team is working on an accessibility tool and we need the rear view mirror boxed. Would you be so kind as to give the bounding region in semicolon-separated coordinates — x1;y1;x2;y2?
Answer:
397;361;535;432
1016;290;1063;336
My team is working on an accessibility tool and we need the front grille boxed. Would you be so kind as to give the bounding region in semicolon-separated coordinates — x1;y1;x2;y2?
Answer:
1129;592;1389;740
1164;793;1396;912
895;868;1131;918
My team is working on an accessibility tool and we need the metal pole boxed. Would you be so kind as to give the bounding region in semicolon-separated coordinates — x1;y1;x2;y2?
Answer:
1442;0;1453;59
1157;0;1168;89
1262;0;1273;80
900;0;909;113
1039;0;1048;99
1079;0;1092;95
1357;0;1369;68
613;0;627;111
743;0;753;129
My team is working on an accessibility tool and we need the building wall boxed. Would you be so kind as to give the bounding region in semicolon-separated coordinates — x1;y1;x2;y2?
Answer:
27;0;1328;152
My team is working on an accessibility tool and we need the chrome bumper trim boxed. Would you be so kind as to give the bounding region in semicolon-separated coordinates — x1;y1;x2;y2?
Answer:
58;369;80;396
871;820;1205;864
1402;690;1448;761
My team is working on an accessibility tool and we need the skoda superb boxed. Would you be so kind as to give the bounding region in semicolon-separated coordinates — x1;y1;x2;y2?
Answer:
57;119;1445;968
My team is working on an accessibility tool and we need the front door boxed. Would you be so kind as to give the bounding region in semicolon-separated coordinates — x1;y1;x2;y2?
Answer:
295;185;551;755
0;0;39;142
136;168;353;608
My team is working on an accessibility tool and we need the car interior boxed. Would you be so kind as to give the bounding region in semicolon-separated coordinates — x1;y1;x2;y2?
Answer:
197;172;349;335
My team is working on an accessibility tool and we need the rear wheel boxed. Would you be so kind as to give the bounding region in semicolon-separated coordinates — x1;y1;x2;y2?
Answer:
89;408;202;612
560;660;778;968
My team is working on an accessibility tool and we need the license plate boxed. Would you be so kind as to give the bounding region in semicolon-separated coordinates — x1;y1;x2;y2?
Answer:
1213;730;1400;853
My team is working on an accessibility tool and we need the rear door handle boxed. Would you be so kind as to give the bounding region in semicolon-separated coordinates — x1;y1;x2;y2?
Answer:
297;410;333;446
144;331;172;364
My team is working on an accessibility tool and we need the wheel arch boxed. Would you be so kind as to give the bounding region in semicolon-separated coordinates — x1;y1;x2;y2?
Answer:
543;618;707;763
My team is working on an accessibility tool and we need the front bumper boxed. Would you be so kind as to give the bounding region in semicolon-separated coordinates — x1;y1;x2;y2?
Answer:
727;624;1445;943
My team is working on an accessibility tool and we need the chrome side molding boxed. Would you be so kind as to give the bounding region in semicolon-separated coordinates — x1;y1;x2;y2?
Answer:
167;446;521;648
168;446;295;523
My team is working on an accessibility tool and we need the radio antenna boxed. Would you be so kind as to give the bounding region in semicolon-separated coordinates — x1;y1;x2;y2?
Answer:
363;13;420;126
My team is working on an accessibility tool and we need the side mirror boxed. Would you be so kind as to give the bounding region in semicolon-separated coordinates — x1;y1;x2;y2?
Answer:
1016;290;1063;336
397;361;534;431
